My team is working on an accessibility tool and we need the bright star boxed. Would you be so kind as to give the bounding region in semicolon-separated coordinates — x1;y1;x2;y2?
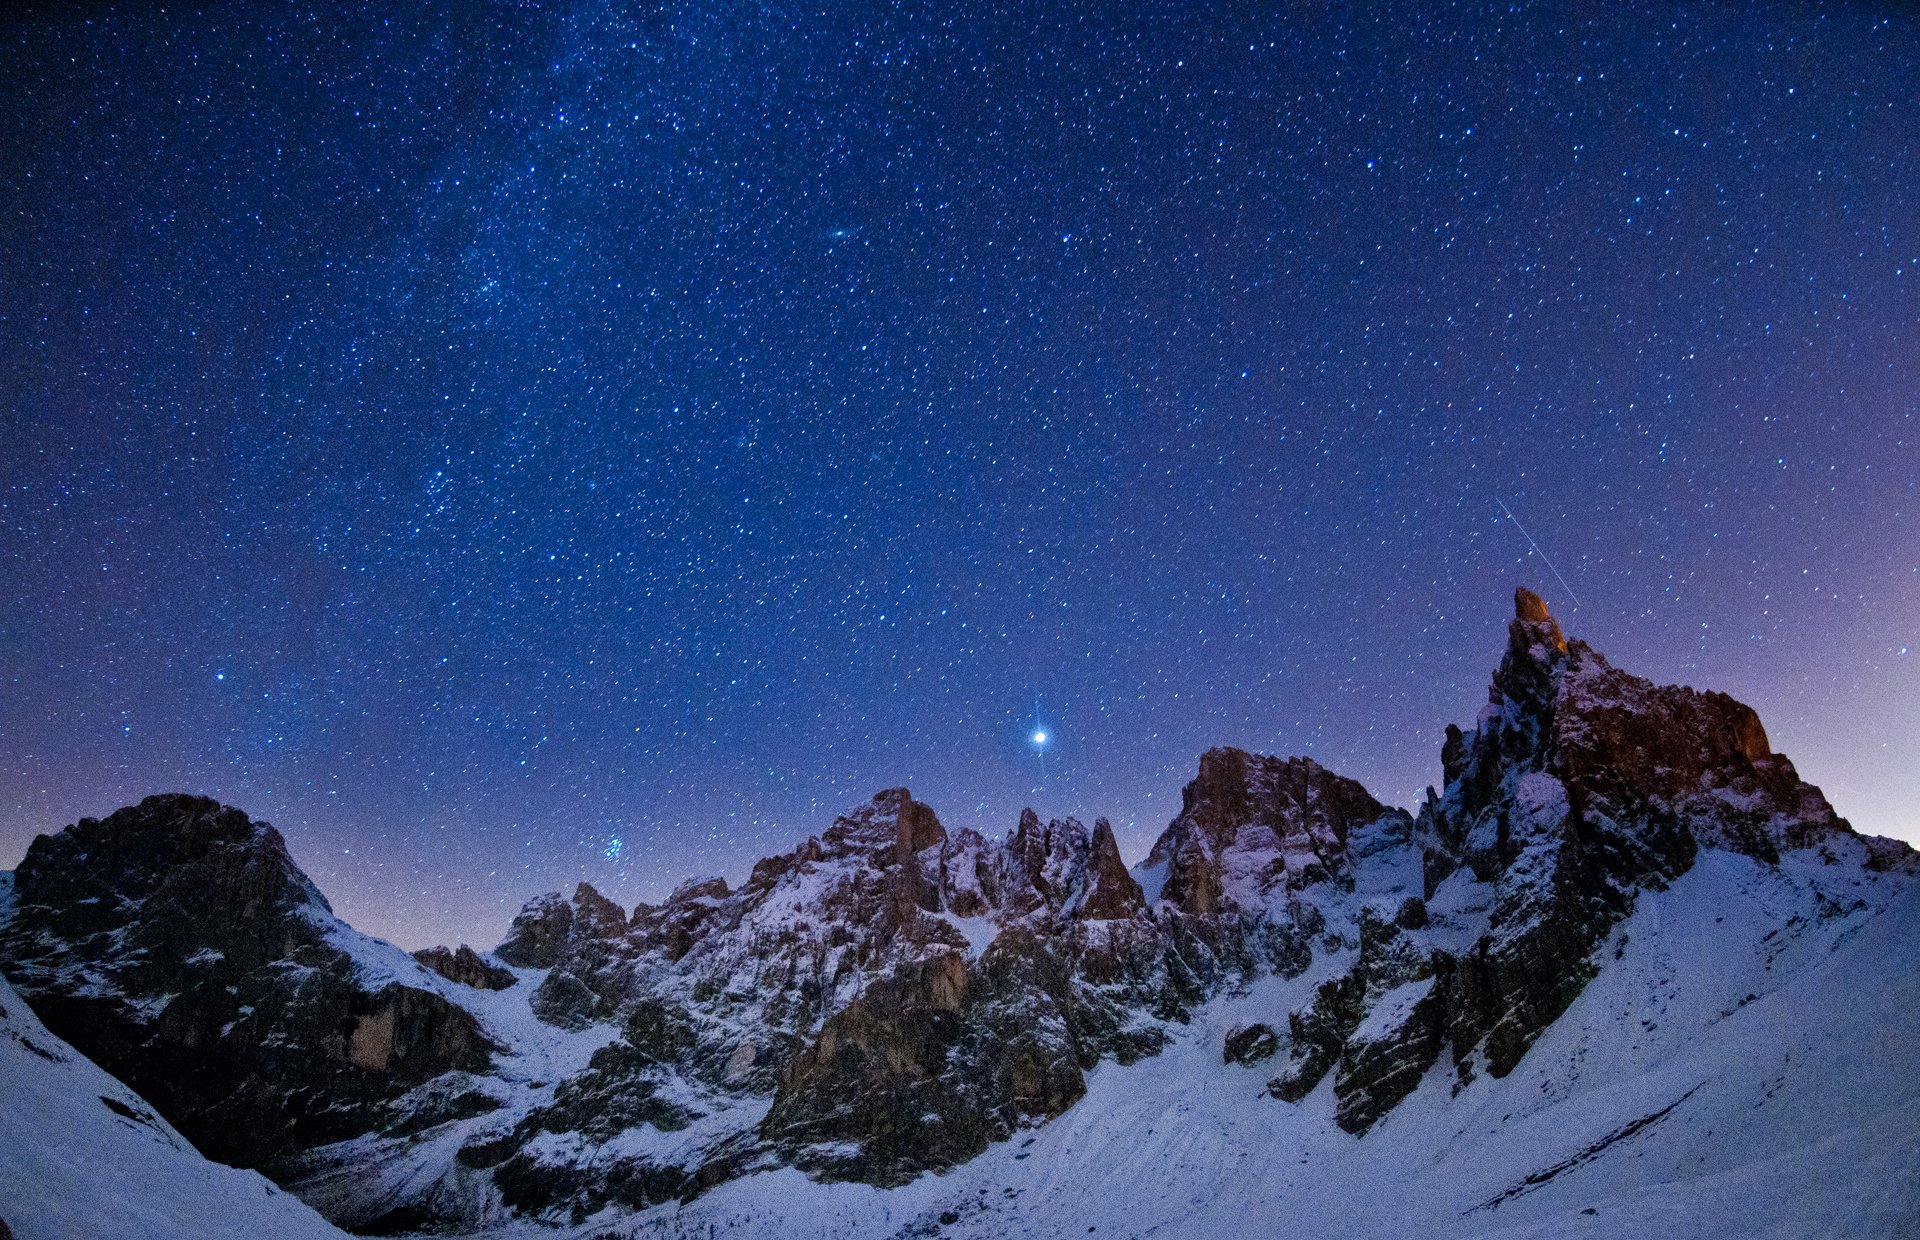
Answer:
1031;729;1048;748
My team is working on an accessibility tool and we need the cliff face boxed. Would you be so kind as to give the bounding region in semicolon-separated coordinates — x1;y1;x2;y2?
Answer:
0;589;1909;1234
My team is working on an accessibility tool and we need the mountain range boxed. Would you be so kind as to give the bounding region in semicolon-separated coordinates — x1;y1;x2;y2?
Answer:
2;588;1916;1239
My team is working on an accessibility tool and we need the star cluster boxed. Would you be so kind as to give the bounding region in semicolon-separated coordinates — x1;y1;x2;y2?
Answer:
4;3;1916;947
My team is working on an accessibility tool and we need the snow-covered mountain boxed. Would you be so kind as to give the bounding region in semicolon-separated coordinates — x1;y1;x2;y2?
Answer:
0;966;350;1240
1;589;1916;1238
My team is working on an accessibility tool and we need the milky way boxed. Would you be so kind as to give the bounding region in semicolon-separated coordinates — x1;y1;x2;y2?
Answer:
4;3;1916;947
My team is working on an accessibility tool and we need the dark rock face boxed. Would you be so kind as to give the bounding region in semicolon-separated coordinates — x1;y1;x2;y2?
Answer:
726;752;1412;1180
484;1038;701;1220
1266;907;1439;1120
571;881;633;941
763;949;985;1181
0;794;494;1170
1083;820;1147;920
6;792;330;972
763;922;1155;1185
1268;972;1364;1103
493;892;573;968
494;882;627;969
530;967;608;1029
996;811;1146;921
414;945;516;990
1330;974;1447;1133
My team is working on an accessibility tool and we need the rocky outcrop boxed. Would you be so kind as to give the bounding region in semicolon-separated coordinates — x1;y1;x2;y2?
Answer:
414;945;517;990
1252;588;1881;1136
1412;588;1850;1079
1224;1023;1278;1065
492;893;572;968
1329;974;1446;1134
0;972;355;1240
1267;906;1438;1118
1083;820;1147;920
763;949;984;1180
998;811;1146;921
765;926;1117;1185
0;795;495;1170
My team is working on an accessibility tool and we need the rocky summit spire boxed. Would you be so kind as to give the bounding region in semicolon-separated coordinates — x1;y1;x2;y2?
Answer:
1512;585;1550;621
1511;585;1566;653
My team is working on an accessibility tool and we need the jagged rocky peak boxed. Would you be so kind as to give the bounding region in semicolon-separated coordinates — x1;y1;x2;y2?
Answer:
1361;584;1889;1093
1084;818;1147;919
494;880;629;968
1425;585;1854;890
1141;748;1410;916
1248;588;1917;1136
670;875;731;902
822;785;947;859
4;586;1914;1235
492;891;569;968
999;810;1145;921
1511;584;1563;641
573;880;631;937
0;796;495;1173
732;789;941;898
8;793;330;954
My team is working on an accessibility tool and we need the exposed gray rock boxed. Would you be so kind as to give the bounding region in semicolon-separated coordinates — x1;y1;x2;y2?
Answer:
530;967;606;1030
1224;1023;1278;1066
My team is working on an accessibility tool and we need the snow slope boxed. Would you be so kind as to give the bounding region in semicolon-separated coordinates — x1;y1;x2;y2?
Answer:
0;974;350;1240
554;848;1920;1239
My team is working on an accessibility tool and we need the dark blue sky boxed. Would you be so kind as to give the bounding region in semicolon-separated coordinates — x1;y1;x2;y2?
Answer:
4;2;1916;948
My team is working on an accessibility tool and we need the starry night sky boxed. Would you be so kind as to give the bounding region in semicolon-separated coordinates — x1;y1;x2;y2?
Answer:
4;3;1917;949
